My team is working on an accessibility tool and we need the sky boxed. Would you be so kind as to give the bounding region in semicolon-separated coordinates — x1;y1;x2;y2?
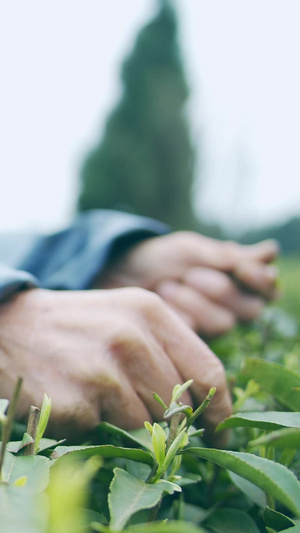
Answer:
0;0;299;234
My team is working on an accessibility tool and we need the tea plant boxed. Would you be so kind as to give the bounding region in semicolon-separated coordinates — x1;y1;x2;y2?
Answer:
1;257;300;532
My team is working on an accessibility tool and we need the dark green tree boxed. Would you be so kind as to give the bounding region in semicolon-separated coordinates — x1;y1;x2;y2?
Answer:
77;0;198;230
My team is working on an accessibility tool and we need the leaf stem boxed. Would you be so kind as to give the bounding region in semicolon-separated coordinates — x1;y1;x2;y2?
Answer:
24;406;40;456
190;387;216;425
167;413;181;447
0;377;22;479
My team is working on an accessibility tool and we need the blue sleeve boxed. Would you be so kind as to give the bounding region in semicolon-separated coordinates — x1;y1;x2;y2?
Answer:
0;264;39;301
0;210;169;298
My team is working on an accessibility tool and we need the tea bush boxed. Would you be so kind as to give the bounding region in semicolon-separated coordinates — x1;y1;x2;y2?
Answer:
0;257;299;532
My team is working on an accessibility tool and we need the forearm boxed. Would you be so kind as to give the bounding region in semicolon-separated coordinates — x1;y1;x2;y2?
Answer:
0;210;169;294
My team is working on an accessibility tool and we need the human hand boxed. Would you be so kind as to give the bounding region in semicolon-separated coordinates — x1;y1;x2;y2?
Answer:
0;287;231;442
96;232;279;336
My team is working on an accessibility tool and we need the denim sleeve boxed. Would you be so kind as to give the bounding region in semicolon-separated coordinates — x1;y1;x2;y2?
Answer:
0;264;39;300
0;210;169;299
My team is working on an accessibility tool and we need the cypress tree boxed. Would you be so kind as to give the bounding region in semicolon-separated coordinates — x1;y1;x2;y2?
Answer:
78;0;197;230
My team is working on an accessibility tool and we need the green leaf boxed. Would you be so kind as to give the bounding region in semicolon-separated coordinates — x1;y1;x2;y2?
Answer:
34;394;51;454
0;399;9;420
249;428;300;449
50;444;153;467
204;509;260;533
36;438;66;453
280;525;300;533
48;455;101;533
164;402;193;419
217;411;300;432
108;468;180;530
153;392;167;410
96;421;152;450
242;359;300;411
175;473;202;487
155;479;181;493
186;447;300;516
152;423;166;466
228;471;267;508
144;421;153;435
163;428;188;470
6;433;34;453
171;379;193;403
128;521;207;532
0;485;48;533
263;507;295;531
2;452;49;492
92;522;207;533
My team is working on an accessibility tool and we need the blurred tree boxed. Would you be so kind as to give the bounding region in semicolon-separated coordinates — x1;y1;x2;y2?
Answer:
77;0;198;230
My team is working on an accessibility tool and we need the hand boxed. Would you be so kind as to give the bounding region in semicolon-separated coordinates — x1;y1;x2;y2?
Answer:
96;232;279;336
0;288;231;441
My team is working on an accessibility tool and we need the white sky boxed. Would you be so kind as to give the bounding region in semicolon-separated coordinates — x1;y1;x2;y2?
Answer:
0;0;299;233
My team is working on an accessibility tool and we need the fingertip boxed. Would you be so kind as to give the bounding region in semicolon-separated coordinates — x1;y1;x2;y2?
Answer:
251;239;280;262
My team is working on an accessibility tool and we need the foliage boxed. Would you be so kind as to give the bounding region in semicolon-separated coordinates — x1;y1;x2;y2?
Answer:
1;257;300;532
78;0;198;230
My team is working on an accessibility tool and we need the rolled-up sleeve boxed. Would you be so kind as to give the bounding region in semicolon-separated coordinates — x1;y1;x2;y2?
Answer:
0;210;169;299
0;264;39;301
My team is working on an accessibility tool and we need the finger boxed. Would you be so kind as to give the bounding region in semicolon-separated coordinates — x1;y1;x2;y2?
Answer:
233;260;279;299
185;267;265;321
162;303;196;329
239;239;279;263
156;280;236;336
178;234;279;272
99;315;193;423
111;326;192;420
150;303;232;433
98;368;153;430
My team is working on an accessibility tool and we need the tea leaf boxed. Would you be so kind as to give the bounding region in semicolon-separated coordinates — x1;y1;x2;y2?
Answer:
51;445;153;467
228;471;267;508
0;399;9;419
171;380;193;403
217;411;300;432
186;448;300;516
97;421;152;450
164;402;193;419
263;507;295;531
128;521;207;532
152;423;166;466
0;485;48;533
2;452;49;492
109;468;179;530
242;359;300;411
152;393;167;410
280;525;300;533
249;428;300;449
204;509;260;533
34;394;51;454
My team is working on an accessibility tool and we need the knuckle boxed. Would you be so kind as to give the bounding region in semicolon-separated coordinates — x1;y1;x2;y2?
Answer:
138;290;166;316
109;323;143;361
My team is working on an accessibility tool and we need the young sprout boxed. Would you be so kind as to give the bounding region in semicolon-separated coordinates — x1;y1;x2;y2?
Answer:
147;379;216;484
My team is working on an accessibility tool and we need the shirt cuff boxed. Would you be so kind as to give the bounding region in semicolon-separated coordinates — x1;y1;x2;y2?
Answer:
0;264;39;301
